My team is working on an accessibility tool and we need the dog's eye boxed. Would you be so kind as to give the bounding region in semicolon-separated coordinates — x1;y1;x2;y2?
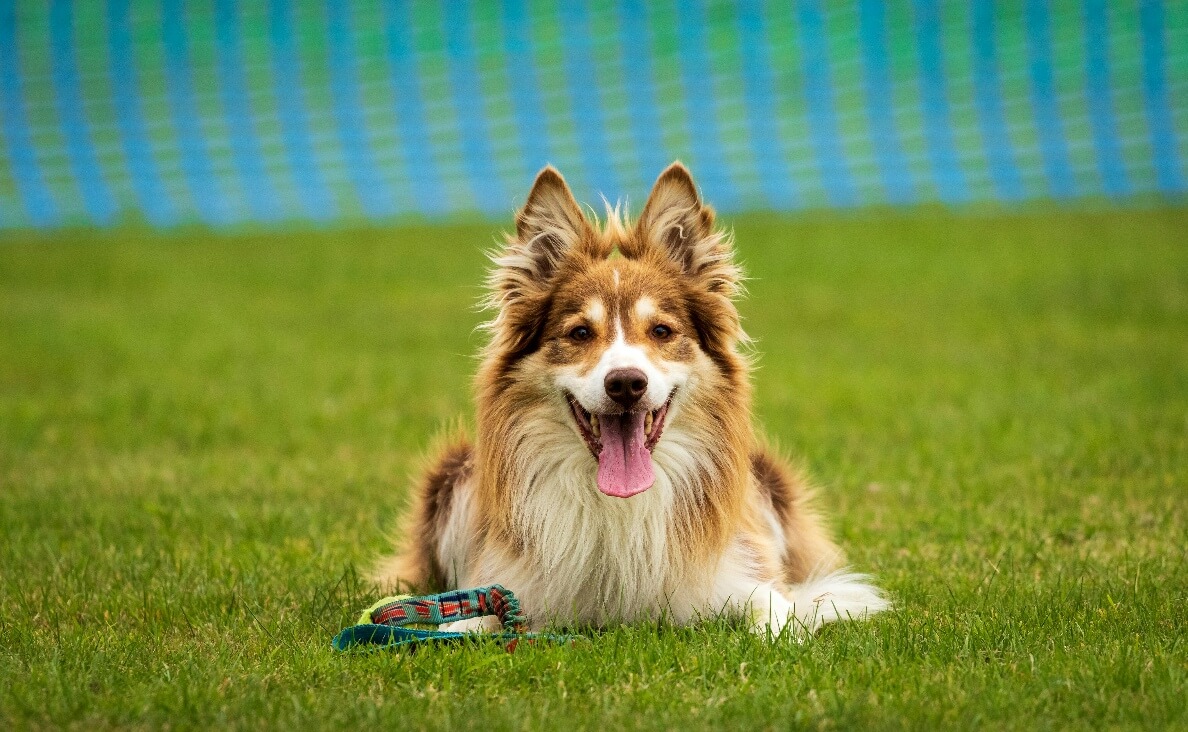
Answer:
651;324;673;339
569;326;592;342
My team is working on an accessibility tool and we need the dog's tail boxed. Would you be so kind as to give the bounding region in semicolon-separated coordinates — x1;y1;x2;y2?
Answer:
787;570;890;634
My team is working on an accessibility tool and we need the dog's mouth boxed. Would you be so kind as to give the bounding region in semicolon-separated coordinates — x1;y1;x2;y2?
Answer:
567;394;672;499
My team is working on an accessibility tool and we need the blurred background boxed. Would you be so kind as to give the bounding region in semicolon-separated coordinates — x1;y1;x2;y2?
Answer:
2;3;1188;726
1;0;1185;227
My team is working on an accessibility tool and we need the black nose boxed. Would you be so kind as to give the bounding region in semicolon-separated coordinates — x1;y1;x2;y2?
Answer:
604;368;648;409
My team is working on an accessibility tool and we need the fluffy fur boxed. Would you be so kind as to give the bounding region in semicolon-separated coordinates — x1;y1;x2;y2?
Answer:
373;163;888;637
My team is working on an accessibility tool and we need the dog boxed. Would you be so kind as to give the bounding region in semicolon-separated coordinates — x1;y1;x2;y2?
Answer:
373;163;887;637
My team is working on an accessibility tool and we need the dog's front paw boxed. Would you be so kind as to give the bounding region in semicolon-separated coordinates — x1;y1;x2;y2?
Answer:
741;573;889;640
438;615;504;634
751;572;890;639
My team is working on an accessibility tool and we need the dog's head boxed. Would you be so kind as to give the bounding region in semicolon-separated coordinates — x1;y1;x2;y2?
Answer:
481;163;748;498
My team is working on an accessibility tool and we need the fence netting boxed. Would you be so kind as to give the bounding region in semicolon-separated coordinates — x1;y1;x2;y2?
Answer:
1;0;1185;228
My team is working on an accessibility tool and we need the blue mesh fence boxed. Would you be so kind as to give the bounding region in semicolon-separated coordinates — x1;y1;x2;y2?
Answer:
0;0;1186;228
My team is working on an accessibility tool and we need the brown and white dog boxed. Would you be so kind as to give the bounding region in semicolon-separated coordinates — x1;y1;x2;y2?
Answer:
374;163;887;637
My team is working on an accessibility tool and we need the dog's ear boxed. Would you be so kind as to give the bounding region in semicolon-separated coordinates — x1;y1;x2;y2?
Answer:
629;163;746;363
485;167;596;357
630;162;740;297
508;166;595;284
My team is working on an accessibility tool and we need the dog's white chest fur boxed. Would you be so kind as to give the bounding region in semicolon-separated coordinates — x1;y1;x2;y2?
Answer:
492;464;677;624
451;428;721;627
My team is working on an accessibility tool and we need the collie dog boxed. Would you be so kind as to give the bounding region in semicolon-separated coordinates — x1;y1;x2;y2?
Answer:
374;163;887;637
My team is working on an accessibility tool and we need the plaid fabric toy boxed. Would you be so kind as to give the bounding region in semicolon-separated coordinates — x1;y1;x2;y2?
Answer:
332;584;580;652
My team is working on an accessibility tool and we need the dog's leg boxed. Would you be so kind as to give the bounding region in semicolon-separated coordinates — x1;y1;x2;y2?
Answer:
439;615;503;633
784;571;890;634
709;539;888;639
704;539;802;638
750;449;844;585
370;438;474;591
720;578;887;640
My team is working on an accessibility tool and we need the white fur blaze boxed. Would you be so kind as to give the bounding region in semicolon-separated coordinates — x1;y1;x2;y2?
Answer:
556;315;686;416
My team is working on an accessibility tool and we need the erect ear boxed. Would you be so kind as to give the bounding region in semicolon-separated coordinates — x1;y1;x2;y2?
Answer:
631;162;739;296
485;167;596;357
492;167;595;299
510;166;595;281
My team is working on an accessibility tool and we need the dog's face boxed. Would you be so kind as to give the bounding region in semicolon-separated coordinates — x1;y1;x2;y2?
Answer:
483;164;746;499
546;258;697;497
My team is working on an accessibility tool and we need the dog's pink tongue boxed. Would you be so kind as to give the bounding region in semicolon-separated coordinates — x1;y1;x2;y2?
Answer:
596;412;655;497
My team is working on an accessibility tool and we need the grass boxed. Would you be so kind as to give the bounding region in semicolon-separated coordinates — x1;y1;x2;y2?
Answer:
1;207;1186;730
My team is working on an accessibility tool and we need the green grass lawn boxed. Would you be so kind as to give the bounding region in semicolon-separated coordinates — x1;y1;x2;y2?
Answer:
1;207;1186;730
